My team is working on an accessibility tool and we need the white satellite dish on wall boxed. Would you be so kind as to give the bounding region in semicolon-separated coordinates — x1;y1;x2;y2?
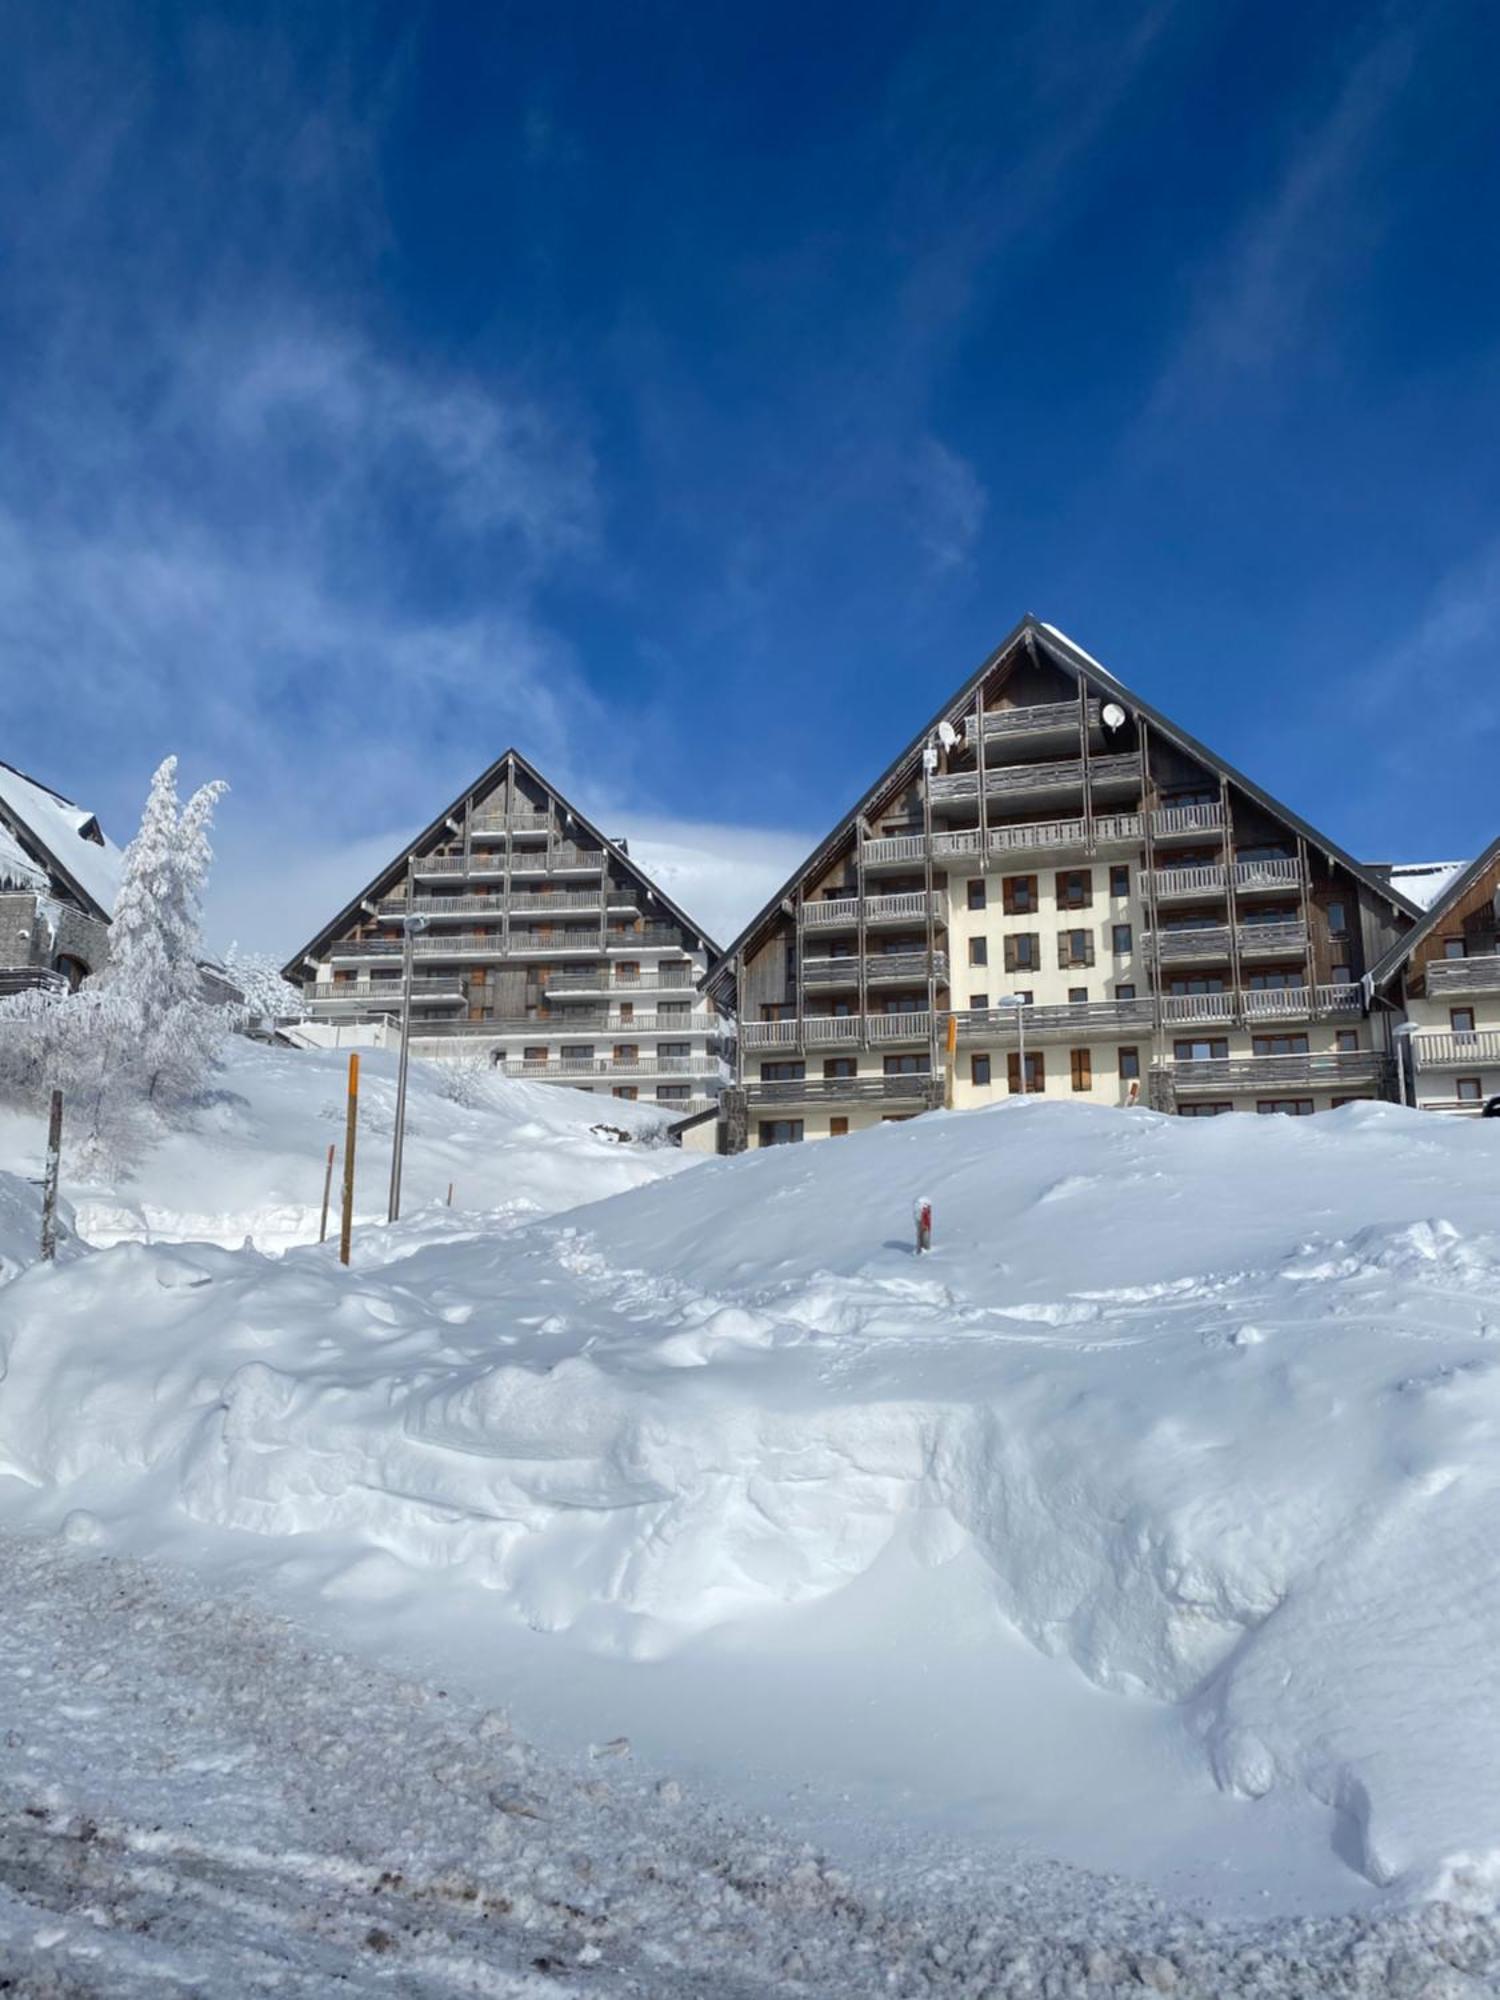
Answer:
937;720;960;751
1101;701;1127;730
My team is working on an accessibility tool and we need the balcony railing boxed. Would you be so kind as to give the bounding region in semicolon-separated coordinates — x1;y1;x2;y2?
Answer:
407;1012;709;1039
0;966;68;998
409;845;606;878
1236;920;1308;957
1144;921;1307;964
969;698;1101;744
1159;985;1361;1026
1426;955;1500;997
1146;864;1228;901
469;810;551;836
307;979;464;1007
607;926;689;951
1168;1051;1387;1095
1151;803;1225;840
497;1056;724;1081
802;951;947;988
745;1075;937;1107
1160;992;1237;1024
949;999;1154;1041
379;890;635;919
801;890;943;929
861;833;927;866
1233;858;1302;893
1411;1030;1500;1071
545;968;697;994
928;752;1137;806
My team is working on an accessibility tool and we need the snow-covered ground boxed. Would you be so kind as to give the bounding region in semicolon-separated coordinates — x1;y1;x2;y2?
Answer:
0;1037;694;1253
2;1089;1500;1990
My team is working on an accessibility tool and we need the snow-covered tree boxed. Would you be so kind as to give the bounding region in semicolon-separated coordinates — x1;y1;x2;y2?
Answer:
222;946;302;1022
0;757;232;1171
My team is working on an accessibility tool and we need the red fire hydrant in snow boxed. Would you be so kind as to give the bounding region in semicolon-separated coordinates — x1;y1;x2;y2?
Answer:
913;1196;932;1256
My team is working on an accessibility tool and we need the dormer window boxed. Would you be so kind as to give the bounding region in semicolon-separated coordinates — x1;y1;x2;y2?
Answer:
77;816;105;847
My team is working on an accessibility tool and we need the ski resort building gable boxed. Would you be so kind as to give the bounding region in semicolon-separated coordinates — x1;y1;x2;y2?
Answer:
703;615;1423;1148
1368;837;1500;1116
0;760;122;995
282;751;729;1131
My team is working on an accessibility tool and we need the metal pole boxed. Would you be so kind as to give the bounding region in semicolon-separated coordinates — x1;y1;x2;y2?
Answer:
40;1088;62;1261
318;1142;336;1244
1018;1003;1027;1092
339;1053;359;1265
387;917;426;1223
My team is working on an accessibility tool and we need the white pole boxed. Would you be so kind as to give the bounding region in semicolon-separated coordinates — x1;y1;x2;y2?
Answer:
388;917;426;1222
1018;1002;1027;1092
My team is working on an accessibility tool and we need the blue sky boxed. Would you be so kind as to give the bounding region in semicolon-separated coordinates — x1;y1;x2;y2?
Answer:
0;2;1496;953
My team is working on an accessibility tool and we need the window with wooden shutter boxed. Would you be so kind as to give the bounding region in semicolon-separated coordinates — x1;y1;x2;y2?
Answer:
1070;1048;1092;1092
1002;875;1037;915
1055;870;1093;910
1057;929;1095;969
1004;933;1039;972
1007;1050;1045;1094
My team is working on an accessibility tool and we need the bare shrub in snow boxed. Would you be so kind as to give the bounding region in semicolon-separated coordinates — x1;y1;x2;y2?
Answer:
429;1045;495;1108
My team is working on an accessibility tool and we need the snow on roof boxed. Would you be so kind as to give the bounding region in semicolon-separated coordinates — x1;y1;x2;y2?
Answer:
0;761;123;919
0;820;48;895
1384;860;1470;913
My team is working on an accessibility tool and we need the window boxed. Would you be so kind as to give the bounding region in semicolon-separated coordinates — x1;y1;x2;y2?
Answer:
1007;1051;1045;1094
1456;1078;1483;1103
614;1043;639;1062
1451;1008;1477;1035
1110;864;1130;899
1257;1100;1314;1116
884;1052;930;1075
656;1084;690;1102
1244;971;1296;991
523;1045;549;1063
613;1086;638;1101
969;992;989;1011
759;1120;804;1146
618;1002;635;1024
1058;929;1095;969
760;1002;793;1021
1326;901;1347;936
659;1041;692;1059
1055;870;1093;910
829;1116;850;1136
760;1060;805;1081
1330;966;1355;985
971;1053;992;1086
1116;983;1137;1000
1004;934;1040;972
1444;938;1467;959
824;1057;857;1079
1013;989;1035;1004
1175;1038;1228;1060
1068;986;1089;1004
1179;1102;1233;1117
615;961;639;980
1070;1048;1092;1092
1119;1046;1141;1080
1003;875;1037;915
1335;1030;1360;1053
966;878;987;911
1112;924;1133;955
659;1001;691;1020
1252;1033;1308;1056
969;936;988;967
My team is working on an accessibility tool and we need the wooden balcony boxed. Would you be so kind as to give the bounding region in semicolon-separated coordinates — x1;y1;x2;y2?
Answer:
1411;1030;1500;1071
1160;985;1361;1027
739;1013;929;1052
802;950;946;989
801;890;943;930
1166;1050;1387;1096
1233;858;1302;894
861;832;928;867
544;967;697;995
969;698;1101;746
1426;956;1500;998
928;752;1137;807
497;1055;724;1082
950;999;1154;1042
1146;864;1227;901
1160;992;1237;1025
308;978;464;1007
469;810;551;838
1150;803;1225;841
1236;920;1308;958
745;1075;938;1107
1144;921;1307;964
409;1013;710;1039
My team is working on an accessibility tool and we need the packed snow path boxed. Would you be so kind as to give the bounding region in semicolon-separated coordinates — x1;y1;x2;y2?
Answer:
1;1531;1497;1997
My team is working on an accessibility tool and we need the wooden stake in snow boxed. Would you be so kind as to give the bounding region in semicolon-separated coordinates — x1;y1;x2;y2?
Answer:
446;1181;454;1208
913;1195;932;1256
339;1054;359;1267
318;1143;336;1245
39;1088;63;1263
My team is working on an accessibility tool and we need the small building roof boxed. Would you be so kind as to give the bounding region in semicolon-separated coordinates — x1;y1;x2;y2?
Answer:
0;761;122;920
1366;836;1500;993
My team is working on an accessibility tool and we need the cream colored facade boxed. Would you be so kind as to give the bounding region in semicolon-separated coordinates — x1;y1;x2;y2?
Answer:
710;620;1417;1149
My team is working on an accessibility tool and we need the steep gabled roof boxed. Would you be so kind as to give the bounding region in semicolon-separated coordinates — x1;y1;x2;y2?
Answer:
704;613;1423;1000
0;760;122;921
280;748;722;980
1366;835;1500;992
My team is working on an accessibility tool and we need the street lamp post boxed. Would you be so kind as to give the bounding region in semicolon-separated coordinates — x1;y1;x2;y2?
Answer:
996;993;1028;1094
387;913;428;1223
1390;1019;1417;1109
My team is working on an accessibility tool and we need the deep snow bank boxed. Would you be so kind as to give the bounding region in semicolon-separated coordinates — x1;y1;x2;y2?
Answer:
0;1036;693;1252
2;1099;1499;1906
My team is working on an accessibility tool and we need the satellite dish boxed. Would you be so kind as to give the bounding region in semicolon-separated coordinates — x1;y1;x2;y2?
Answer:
1101;702;1127;731
937;720;959;752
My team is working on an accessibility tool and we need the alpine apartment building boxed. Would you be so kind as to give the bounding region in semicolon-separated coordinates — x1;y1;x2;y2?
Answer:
1369;838;1500;1114
282;752;727;1126
703;617;1425;1148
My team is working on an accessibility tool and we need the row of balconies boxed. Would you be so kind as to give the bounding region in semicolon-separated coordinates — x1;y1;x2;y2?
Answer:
377;890;638;919
544;967;697;994
801;890;942;930
745;1074;941;1108
468;809;552;837
1144;859;1302;900
927;751;1139;807
1160;985;1361;1024
1162;1051;1388;1097
858;805;1225;870
801;950;947;989
1425;955;1500;998
741;1012;933;1051
409;847;605;880
494;1055;725;1082
966;697;1102;748
801;861;1308;928
386;1013;715;1040
327;926;689;964
1142;920;1307;963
